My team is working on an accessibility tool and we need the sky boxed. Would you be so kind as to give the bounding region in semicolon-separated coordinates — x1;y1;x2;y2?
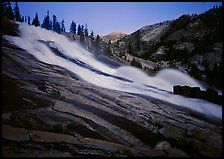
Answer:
14;2;222;36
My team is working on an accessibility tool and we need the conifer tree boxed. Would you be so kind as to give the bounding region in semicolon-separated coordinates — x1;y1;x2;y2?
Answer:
61;20;65;32
73;22;76;34
32;13;40;27
14;2;21;22
90;31;94;40
21;16;24;22
77;24;81;35
95;35;100;53
5;2;14;20
27;16;31;25
70;21;76;34
70;21;74;33
81;25;84;35
84;24;88;36
52;15;57;31
41;10;52;30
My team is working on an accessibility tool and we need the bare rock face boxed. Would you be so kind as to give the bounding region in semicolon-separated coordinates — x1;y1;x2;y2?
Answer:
2;27;222;157
101;32;127;44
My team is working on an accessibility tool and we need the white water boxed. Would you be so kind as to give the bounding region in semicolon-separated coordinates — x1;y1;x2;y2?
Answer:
4;22;222;120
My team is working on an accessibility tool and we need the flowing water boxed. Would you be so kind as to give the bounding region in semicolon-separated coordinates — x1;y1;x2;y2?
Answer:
4;22;222;119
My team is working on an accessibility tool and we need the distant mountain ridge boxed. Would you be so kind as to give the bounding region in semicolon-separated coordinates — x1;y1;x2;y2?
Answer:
101;32;127;43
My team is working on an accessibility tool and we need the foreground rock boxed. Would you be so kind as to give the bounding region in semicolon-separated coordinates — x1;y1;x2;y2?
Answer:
2;35;222;157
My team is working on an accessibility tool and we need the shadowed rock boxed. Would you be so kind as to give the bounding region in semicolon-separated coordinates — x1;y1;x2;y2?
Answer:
173;85;222;105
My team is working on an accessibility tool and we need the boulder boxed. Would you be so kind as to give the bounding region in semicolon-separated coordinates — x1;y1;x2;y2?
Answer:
181;86;192;97
173;85;222;105
190;87;201;98
173;85;182;95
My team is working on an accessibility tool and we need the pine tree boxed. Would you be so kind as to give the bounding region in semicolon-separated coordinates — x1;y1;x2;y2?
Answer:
32;13;40;27
14;2;21;22
81;25;84;35
52;15;57;32
90;31;94;40
70;21;76;34
21;16;24;22
84;24;88;36
61;20;65;32
27;16;31;25
5;2;14;20
95;35;100;53
56;22;61;33
49;20;52;30
41;10;52;30
73;22;76;34
70;21;74;33
77;25;81;35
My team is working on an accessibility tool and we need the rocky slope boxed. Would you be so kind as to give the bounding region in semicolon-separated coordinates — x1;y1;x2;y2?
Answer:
2;19;222;157
111;6;222;89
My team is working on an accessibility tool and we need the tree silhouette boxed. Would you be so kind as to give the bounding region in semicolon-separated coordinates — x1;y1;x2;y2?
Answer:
41;10;52;30
70;21;77;34
32;13;40;27
84;24;88;36
77;25;81;35
14;2;21;22
21;16;24;22
61;20;65;32
27;16;31;25
90;31;94;40
52;15;57;31
5;2;14;20
95;35;100;53
73;22;76;34
81;25;84;35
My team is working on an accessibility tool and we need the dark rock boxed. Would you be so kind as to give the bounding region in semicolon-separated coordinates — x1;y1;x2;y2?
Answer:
181;86;192;97
173;85;182;95
173;85;222;105
190;87;201;98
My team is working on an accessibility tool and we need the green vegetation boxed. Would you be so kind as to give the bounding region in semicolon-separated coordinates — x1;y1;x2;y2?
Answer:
130;58;142;69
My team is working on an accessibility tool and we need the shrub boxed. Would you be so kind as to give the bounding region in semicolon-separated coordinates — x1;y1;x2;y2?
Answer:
131;58;142;69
